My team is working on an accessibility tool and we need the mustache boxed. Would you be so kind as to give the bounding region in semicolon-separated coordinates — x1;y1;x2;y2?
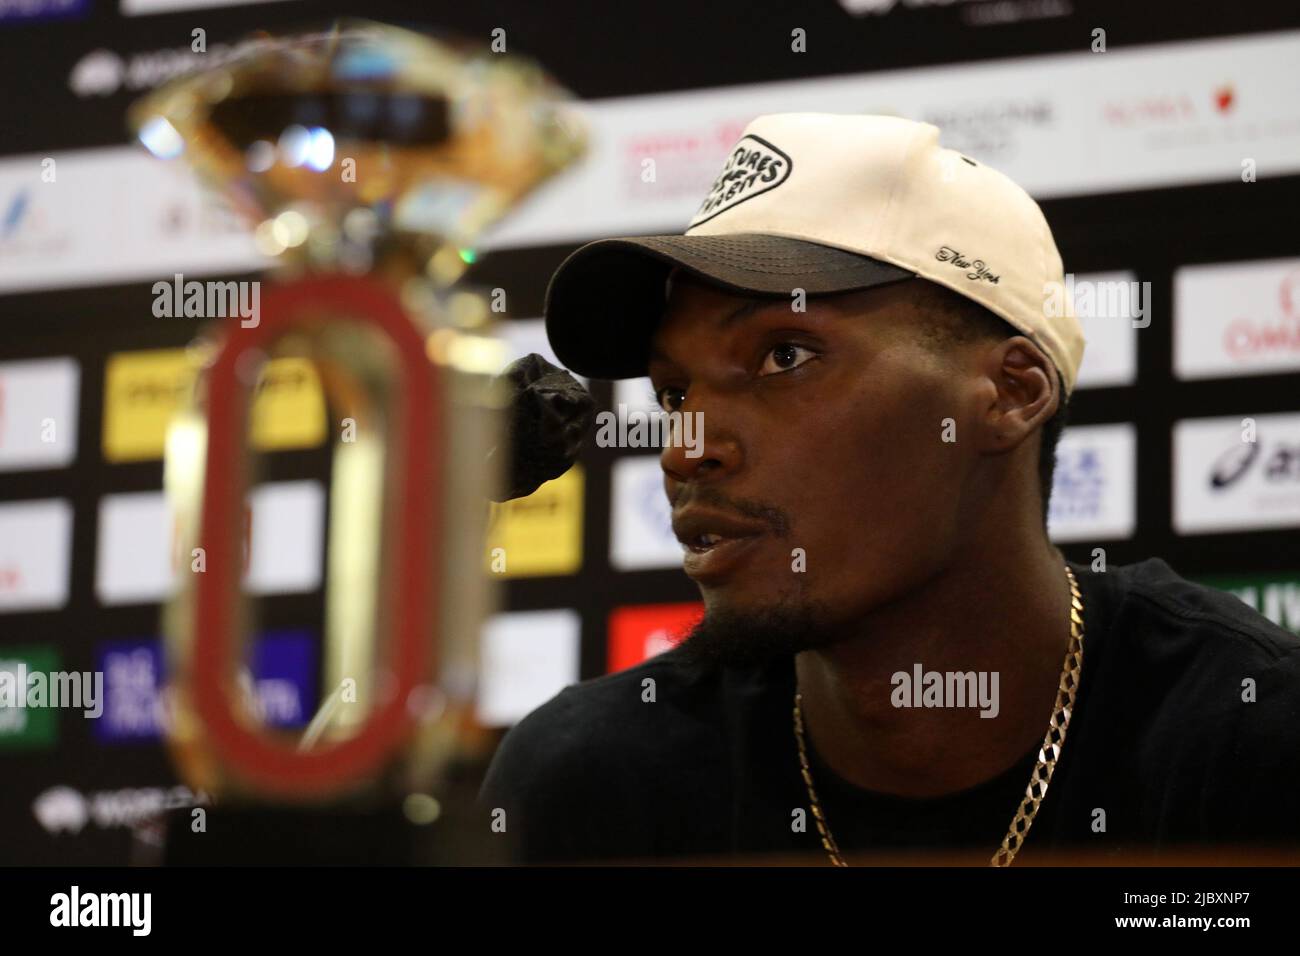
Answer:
670;486;791;537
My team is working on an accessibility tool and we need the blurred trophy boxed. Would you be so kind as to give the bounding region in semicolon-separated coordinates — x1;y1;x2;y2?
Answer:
127;19;585;861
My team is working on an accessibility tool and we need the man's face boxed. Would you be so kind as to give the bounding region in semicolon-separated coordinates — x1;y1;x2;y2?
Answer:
649;273;983;665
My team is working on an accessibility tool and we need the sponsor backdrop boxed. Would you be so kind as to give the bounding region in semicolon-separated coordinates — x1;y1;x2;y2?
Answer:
0;1;1298;863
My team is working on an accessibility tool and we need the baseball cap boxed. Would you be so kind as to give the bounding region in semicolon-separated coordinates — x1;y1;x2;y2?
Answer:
543;112;1086;395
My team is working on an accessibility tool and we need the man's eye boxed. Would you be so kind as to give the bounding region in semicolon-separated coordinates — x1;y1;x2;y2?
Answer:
759;343;816;375
654;385;686;412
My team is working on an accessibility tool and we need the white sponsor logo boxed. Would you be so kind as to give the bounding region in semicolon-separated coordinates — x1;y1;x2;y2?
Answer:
923;98;1054;163
68;49;124;97
1174;413;1300;534
95;481;324;605
837;0;976;14
476;610;580;727
839;0;1069;21
1072;271;1139;389
0;499;73;612
481;33;1300;250
1047;424;1136;543
68;39;268;97
614;378;660;419
610;455;681;571
0;358;80;471
1175;257;1300;381
0;187;73;261
32;786;89;834
32;784;210;834
101;646;168;738
68;27;344;97
620;118;750;203
122;0;291;16
255;678;303;724
837;0;900;12
0;150;263;294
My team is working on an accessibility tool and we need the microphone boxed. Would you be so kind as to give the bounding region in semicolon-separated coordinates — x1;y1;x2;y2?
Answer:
488;353;595;502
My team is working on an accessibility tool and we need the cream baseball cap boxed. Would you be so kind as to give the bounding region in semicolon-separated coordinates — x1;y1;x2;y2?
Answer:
544;112;1086;395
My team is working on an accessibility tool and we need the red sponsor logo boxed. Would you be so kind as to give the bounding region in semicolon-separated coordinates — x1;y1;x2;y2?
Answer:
1214;84;1235;114
1224;317;1300;359
1281;268;1300;317
1103;84;1236;127
621;120;751;200
1223;268;1300;360
623;120;748;162
1103;94;1196;127
0;565;22;592
607;602;703;674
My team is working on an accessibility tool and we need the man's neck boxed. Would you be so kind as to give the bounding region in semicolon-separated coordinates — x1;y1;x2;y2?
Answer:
793;534;1073;799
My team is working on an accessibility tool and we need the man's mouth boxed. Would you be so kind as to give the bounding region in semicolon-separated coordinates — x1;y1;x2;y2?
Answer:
681;533;764;583
686;533;727;553
672;508;768;583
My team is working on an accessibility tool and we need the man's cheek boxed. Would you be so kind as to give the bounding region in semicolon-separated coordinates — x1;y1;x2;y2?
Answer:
784;521;847;589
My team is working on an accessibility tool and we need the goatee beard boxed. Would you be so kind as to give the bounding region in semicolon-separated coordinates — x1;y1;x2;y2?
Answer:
674;597;843;671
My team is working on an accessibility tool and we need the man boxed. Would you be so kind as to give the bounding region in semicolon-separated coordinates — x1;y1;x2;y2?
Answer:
478;113;1300;865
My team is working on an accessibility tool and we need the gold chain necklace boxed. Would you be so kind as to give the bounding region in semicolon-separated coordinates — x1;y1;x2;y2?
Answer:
792;564;1084;867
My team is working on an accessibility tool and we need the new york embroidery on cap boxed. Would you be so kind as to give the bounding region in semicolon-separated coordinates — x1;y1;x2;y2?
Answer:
688;135;793;228
935;246;1000;284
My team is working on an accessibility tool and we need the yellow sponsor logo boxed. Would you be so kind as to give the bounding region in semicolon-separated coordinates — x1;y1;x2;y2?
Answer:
103;350;325;462
248;357;326;451
485;465;584;578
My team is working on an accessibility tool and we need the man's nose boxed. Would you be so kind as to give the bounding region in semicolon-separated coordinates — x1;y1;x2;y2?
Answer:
660;390;744;484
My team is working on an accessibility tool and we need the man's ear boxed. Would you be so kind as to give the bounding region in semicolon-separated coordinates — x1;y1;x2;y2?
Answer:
974;336;1058;454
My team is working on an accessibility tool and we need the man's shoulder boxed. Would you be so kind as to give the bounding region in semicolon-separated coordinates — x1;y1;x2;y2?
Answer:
1096;557;1300;761
1102;557;1300;666
512;643;720;735
475;647;736;862
1095;559;1300;840
478;646;728;800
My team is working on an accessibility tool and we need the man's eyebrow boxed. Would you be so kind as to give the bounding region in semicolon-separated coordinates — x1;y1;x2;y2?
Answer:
648;296;779;365
718;296;774;328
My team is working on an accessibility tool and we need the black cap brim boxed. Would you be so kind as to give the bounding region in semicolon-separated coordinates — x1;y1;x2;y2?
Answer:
543;233;916;379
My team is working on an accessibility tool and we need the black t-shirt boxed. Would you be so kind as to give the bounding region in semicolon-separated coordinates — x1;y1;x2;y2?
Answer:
477;558;1300;864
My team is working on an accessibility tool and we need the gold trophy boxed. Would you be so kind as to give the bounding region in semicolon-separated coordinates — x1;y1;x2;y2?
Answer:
127;20;585;845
